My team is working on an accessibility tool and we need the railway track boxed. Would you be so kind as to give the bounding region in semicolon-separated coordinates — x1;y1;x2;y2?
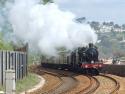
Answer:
39;67;99;94
60;72;119;94
29;65;120;94
83;76;100;94
40;69;78;94
94;74;120;94
100;74;120;94
29;67;63;94
75;76;100;94
39;70;63;94
30;66;78;94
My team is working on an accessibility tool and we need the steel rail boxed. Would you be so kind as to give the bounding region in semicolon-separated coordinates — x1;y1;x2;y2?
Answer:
100;74;120;94
76;75;100;94
40;69;78;94
39;70;63;94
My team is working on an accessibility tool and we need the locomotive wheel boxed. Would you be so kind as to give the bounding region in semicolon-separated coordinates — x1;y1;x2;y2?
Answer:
85;68;99;75
91;68;99;75
85;69;92;75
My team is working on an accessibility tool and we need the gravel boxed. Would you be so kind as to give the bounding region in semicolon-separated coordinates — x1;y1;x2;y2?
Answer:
50;77;77;94
107;74;125;94
65;75;91;94
29;65;125;94
93;75;117;94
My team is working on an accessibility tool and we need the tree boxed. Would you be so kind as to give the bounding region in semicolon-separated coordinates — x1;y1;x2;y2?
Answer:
109;21;114;26
76;17;86;23
0;32;13;50
43;0;53;4
113;50;125;58
90;21;100;31
0;0;7;7
122;24;125;29
114;24;120;28
102;22;107;25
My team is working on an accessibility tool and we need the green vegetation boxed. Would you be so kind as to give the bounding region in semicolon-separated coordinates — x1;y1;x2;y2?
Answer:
74;17;125;59
0;85;4;91
16;73;40;94
96;32;125;58
0;32;13;50
43;0;53;4
0;73;40;94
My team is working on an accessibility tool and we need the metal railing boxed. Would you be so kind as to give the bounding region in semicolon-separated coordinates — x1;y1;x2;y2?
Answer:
0;50;27;85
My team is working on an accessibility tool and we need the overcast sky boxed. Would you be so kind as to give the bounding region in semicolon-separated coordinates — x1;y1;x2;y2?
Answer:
55;0;125;24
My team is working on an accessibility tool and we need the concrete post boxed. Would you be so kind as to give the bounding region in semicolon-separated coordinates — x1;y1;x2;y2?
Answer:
5;70;16;94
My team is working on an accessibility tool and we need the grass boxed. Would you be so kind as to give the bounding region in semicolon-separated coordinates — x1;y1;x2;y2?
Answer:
0;73;40;94
16;73;40;94
0;86;4;91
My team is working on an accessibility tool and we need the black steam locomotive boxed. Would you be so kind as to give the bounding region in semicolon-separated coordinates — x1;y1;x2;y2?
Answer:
41;43;103;75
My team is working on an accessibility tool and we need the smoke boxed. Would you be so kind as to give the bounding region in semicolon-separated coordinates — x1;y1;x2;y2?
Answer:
8;0;97;56
0;14;4;31
0;8;5;32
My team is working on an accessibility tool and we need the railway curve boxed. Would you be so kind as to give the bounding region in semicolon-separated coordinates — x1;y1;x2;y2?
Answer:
94;74;120;94
29;65;121;94
29;65;78;94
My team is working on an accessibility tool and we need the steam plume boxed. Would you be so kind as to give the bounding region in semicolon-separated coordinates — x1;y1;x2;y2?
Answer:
8;0;97;56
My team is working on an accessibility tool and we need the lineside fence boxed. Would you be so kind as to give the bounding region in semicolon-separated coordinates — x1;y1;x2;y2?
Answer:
0;50;28;86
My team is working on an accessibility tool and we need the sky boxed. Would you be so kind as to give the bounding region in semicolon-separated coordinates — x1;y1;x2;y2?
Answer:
55;0;125;25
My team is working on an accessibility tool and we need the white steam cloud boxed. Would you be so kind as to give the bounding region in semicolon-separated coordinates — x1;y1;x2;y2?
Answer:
8;0;97;56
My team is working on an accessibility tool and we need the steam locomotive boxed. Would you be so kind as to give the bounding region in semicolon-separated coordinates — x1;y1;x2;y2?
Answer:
41;43;104;75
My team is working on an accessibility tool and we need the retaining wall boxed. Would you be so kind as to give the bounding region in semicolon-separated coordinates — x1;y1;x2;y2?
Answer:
101;64;125;77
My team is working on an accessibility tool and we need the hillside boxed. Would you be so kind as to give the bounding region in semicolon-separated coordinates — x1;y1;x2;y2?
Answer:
96;32;125;58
